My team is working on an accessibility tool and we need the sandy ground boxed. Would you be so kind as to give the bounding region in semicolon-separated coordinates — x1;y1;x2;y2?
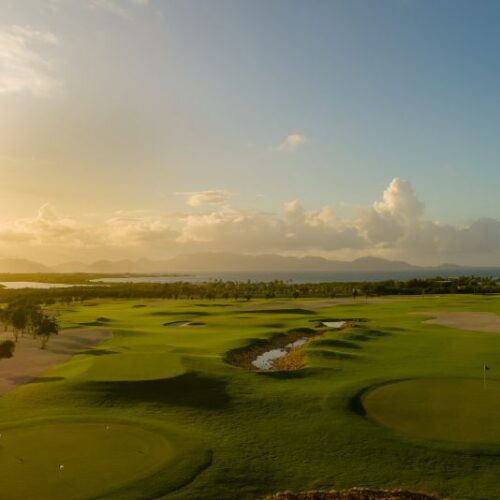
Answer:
0;328;112;395
419;312;500;333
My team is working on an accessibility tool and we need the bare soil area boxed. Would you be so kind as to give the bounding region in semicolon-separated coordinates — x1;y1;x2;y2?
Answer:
0;328;112;395
419;311;500;333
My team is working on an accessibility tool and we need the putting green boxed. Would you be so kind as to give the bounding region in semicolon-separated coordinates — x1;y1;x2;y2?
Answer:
0;422;175;500
363;378;500;445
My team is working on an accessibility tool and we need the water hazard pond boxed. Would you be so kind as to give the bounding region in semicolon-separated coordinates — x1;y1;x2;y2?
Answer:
252;337;307;370
250;321;347;371
225;319;353;372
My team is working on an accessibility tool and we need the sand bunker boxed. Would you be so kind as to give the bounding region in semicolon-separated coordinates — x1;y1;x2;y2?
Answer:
419;312;500;333
226;328;318;372
163;321;206;327
0;328;112;395
322;321;347;329
264;488;439;499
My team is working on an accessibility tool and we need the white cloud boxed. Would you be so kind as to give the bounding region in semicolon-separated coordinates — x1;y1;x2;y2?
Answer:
277;134;309;152
284;199;306;223
3;179;500;264
359;178;424;245
0;204;89;247
178;190;231;207
373;177;424;222
178;203;364;253
0;25;61;97
90;0;150;16
90;0;128;17
105;214;177;247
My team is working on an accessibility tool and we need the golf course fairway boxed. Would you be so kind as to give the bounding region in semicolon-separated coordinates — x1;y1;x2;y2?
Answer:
363;378;500;445
3;295;500;498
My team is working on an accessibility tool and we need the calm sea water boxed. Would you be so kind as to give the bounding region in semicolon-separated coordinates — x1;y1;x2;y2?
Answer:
2;268;499;289
93;268;500;284
0;282;74;289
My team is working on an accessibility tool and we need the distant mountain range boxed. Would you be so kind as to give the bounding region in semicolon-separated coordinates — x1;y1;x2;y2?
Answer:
0;253;494;274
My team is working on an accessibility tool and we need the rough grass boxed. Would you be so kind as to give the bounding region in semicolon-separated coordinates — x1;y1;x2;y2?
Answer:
273;346;306;371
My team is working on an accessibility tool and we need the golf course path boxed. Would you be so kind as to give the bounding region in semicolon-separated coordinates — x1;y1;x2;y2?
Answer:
419;311;500;333
0;328;112;395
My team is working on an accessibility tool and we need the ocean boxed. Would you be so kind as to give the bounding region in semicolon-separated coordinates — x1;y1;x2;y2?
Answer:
92;268;500;284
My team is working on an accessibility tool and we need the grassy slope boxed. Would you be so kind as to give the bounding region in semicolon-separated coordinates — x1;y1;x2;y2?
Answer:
1;296;500;499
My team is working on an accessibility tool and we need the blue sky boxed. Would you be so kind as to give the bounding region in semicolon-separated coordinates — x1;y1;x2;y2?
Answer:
1;0;500;264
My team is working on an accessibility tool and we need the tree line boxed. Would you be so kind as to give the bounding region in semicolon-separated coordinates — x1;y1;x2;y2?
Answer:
0;302;59;360
0;275;499;305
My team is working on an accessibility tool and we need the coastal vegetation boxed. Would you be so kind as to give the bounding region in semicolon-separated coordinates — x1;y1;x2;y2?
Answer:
1;275;500;305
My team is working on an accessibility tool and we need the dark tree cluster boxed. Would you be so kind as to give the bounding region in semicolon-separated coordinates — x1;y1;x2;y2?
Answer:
0;302;59;352
0;275;498;305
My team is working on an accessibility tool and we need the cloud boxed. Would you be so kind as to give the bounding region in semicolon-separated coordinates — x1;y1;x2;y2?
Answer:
0;204;89;247
359;178;424;245
90;0;128;17
89;0;150;16
4;179;500;264
277;134;309;152
178;203;364;253
178;190;231;207
373;177;424;222
0;25;61;96
105;214;177;247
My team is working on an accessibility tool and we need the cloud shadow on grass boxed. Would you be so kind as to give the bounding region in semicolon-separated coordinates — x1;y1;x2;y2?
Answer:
78;348;118;356
243;308;317;315
258;367;338;379
311;339;362;350
79;371;230;410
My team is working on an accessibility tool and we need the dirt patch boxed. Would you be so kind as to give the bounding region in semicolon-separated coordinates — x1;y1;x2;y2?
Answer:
0;328;112;396
264;488;440;499
418;311;500;333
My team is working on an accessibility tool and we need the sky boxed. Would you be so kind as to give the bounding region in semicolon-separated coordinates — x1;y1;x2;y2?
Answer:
1;0;500;266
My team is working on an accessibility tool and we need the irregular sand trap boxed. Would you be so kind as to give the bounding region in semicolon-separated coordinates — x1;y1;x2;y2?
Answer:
0;328;112;395
164;321;206;327
322;321;347;329
264;488;439;499
419;311;500;333
252;338;307;371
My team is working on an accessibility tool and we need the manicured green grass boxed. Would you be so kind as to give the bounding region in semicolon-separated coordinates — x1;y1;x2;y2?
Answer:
3;295;500;499
363;378;500;445
0;421;174;500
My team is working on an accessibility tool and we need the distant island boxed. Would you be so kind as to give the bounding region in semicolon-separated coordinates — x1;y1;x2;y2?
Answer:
0;253;496;275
